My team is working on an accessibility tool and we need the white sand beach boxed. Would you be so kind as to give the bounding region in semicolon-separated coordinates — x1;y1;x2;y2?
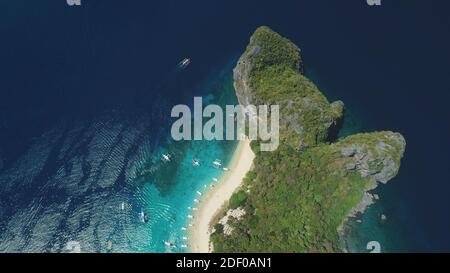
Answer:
189;139;255;253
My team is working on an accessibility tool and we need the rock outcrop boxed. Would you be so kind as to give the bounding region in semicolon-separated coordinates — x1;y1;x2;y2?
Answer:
233;26;344;150
336;131;406;184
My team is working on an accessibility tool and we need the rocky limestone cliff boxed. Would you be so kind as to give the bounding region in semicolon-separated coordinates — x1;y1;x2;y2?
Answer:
211;26;406;253
233;26;344;150
335;131;406;184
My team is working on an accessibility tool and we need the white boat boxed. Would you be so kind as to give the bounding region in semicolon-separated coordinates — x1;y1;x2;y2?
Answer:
178;58;191;68
213;159;222;167
192;159;200;166
121;202;125;210
182;237;188;241
212;177;218;182
187;215;193;219
181;227;187;231
164;241;176;248
181;245;188;248
193;199;199;203
139;210;149;223
196;191;202;196
223;167;229;171
162;153;171;162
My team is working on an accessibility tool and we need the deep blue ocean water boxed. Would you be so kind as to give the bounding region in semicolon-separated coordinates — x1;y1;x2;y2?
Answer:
0;0;449;252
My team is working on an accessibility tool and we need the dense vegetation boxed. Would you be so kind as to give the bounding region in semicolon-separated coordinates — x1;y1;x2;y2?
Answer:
241;26;344;150
211;27;405;252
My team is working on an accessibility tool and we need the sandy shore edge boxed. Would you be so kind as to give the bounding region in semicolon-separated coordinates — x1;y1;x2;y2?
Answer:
189;139;255;253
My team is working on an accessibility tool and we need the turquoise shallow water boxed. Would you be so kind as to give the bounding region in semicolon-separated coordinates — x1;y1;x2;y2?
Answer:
124;63;239;253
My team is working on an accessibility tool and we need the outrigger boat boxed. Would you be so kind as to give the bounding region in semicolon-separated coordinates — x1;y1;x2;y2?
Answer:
164;241;176;248
139;210;149;223
162;153;171;162
212;159;222;167
192;159;200;166
178;58;191;68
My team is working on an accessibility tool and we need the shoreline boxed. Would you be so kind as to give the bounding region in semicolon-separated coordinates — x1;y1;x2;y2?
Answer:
189;139;255;253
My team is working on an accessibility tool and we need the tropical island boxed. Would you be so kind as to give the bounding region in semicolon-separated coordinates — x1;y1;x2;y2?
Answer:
192;26;406;253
